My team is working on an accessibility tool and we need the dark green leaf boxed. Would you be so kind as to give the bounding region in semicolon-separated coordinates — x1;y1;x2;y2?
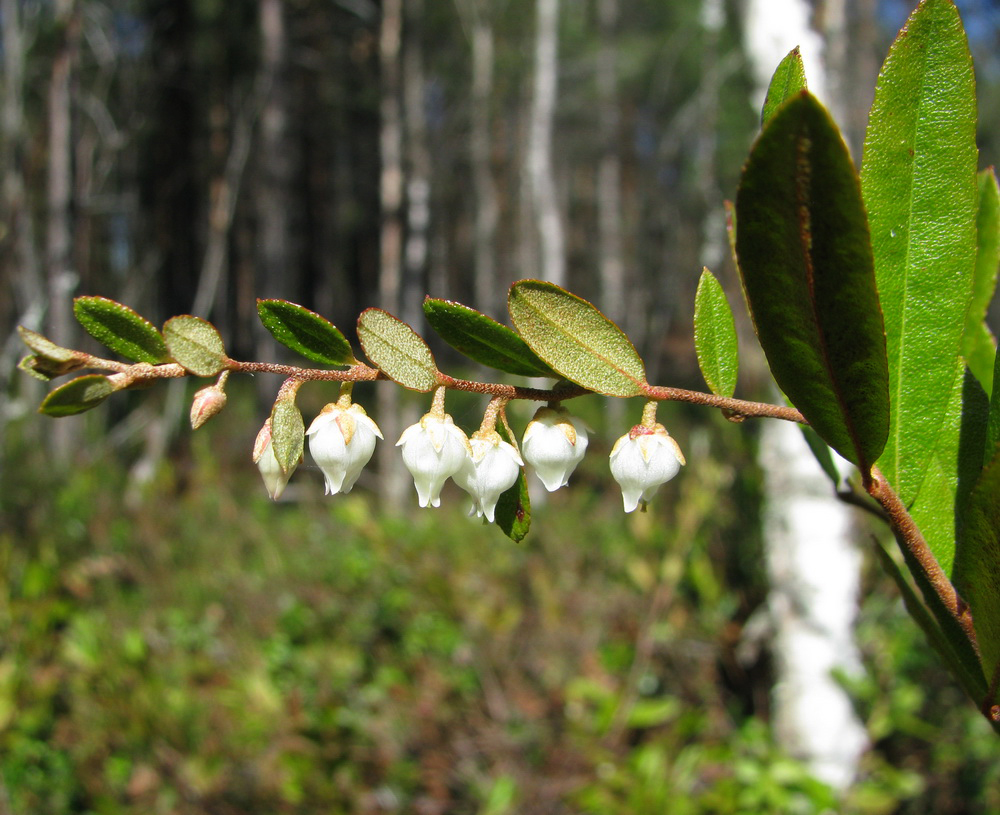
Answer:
860;0;978;505
508;280;645;397
74;296;169;364
256;299;357;366
761;46;807;126
986;348;1000;463
494;421;530;542
163;316;228;377
423;297;556;378
38;374;115;417
735;91;889;472
954;444;1000;700
693;269;738;397
270;398;304;475
357;308;440;392
964;169;1000;396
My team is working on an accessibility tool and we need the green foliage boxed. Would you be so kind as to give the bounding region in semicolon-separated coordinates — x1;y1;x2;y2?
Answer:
860;0;978;575
256;299;357;367
693;268;738;398
356;308;441;392
423;297;556;378
163;315;228;377
493;420;531;542
38;374;116;417
965;168;1000;395
760;46;807;126
270;397;305;475
508;280;646;397
736;91;889;472
73;296;169;364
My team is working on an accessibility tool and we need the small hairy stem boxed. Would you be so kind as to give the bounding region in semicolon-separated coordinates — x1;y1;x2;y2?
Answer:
866;466;978;650
641;384;806;423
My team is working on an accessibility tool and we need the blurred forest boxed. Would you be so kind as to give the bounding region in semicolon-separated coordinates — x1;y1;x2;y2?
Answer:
6;0;1000;813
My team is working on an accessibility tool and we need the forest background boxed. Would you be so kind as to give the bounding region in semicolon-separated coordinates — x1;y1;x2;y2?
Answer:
5;0;1000;813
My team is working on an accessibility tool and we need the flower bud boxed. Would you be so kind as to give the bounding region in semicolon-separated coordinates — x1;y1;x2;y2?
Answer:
609;424;685;513
521;406;589;491
396;412;472;508
190;384;228;429
253;421;296;500
306;402;383;495
454;432;524;523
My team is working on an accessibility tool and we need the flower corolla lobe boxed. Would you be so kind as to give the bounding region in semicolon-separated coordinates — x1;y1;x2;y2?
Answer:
307;402;383;495
455;431;524;523
609;423;685;512
396;412;472;508
521;406;589;491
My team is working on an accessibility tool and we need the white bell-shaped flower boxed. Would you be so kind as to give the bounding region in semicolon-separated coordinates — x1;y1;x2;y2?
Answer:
455;432;524;523
521;406;589;491
307;402;383;495
609;423;685;512
396;412;472;508
253;421;296;500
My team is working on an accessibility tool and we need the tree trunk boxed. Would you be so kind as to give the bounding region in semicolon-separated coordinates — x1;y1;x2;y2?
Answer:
378;0;408;503
743;0;867;792
528;0;564;286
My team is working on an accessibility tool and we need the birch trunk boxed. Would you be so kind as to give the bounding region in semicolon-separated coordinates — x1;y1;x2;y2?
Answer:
744;0;867;792
528;0;564;286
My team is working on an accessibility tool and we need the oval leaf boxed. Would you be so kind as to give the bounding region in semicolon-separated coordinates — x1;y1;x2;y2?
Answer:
693;269;738;398
163;316;227;377
257;299;357;366
270;398;304;475
423;297;556;378
860;0;978;505
39;374;115;417
74;296;169;364
494;421;531;542
735;91;889;472
357;308;440;392
508;280;645;398
761;46;807;126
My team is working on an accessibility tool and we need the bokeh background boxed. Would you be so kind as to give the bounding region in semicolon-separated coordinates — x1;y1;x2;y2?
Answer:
4;0;1000;812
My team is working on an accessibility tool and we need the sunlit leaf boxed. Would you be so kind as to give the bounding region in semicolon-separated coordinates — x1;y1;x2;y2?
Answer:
963;169;1000;396
38;374;115;417
357;308;440;392
423;297;556;378
508;280;645;398
736;91;889;472
693;269;738;398
74;296;169;364
257;299;357;366
761;46;807;126
861;0;978;517
270;398;304;475
163;316;228;377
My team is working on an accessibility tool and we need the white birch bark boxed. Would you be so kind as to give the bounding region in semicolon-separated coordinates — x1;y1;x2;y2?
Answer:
527;0;565;285
744;0;867;792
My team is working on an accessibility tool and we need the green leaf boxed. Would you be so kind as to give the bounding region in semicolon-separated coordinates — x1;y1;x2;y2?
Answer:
508;280;645;398
735;91;889;472
761;46;807;126
800;425;842;487
907;366;988;576
875;538;986;703
693;269;738;398
163;316;228;377
357;308;440;392
17;327;86;378
423;297;556;378
954;444;1000;701
986;348;1000;463
256;299;357;366
270;398;304;475
494;421;531;542
38;374;115;417
73;296;169;364
963;168;1000;396
860;0;978;506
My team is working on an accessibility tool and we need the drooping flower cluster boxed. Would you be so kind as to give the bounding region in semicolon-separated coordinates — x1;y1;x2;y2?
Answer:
256;393;683;517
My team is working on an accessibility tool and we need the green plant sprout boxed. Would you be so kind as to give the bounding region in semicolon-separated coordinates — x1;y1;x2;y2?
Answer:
17;0;1000;729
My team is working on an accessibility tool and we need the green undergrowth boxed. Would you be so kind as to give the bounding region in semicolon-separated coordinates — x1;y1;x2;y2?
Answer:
0;401;998;813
